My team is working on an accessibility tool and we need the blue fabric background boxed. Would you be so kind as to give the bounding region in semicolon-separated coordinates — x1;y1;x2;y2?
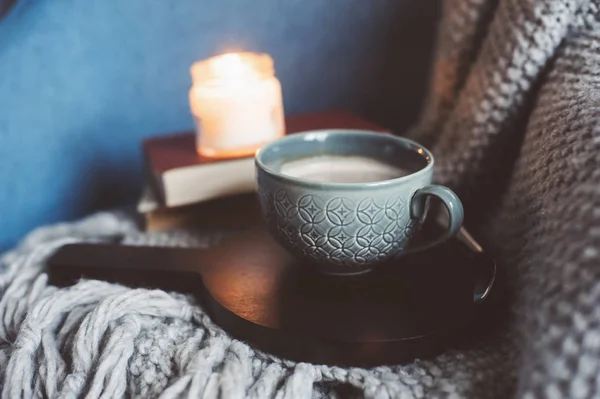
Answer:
0;0;439;252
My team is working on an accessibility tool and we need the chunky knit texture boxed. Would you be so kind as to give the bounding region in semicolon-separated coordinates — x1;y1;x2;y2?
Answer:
1;0;599;397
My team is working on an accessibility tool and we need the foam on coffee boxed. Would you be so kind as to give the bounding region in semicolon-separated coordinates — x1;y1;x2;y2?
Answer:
280;155;409;183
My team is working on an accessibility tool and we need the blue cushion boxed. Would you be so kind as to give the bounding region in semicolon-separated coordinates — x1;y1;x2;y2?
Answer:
0;0;438;252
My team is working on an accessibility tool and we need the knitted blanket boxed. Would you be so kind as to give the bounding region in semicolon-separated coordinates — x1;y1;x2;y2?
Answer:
1;0;599;397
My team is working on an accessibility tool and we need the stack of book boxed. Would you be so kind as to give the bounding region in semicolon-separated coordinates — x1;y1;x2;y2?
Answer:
137;110;387;231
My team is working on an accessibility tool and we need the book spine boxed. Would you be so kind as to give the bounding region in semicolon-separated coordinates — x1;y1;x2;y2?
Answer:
142;149;167;206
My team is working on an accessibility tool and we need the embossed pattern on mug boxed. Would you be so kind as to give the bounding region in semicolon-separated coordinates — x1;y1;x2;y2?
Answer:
260;188;417;266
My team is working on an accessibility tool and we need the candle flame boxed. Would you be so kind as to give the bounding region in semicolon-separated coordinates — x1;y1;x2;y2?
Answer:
190;52;274;84
213;53;254;80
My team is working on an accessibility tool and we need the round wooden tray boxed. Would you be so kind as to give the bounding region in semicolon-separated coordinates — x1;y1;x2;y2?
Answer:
48;223;501;367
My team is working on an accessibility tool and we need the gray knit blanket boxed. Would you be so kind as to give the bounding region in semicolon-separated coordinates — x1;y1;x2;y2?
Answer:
1;0;599;397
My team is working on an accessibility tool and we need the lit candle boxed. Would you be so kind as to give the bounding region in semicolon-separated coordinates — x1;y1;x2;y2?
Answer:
189;52;285;158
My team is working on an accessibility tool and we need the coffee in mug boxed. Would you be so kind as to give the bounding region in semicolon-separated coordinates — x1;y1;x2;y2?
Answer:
280;155;410;183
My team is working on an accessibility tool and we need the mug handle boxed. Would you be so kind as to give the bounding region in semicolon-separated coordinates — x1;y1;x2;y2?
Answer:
405;185;464;253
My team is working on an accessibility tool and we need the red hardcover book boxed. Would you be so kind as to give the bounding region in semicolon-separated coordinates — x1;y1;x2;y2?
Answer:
142;110;387;209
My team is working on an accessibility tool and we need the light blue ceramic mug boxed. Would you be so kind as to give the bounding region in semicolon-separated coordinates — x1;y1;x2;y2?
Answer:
255;130;463;275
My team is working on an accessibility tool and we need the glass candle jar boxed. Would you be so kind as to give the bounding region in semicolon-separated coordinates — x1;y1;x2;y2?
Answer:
189;52;285;159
